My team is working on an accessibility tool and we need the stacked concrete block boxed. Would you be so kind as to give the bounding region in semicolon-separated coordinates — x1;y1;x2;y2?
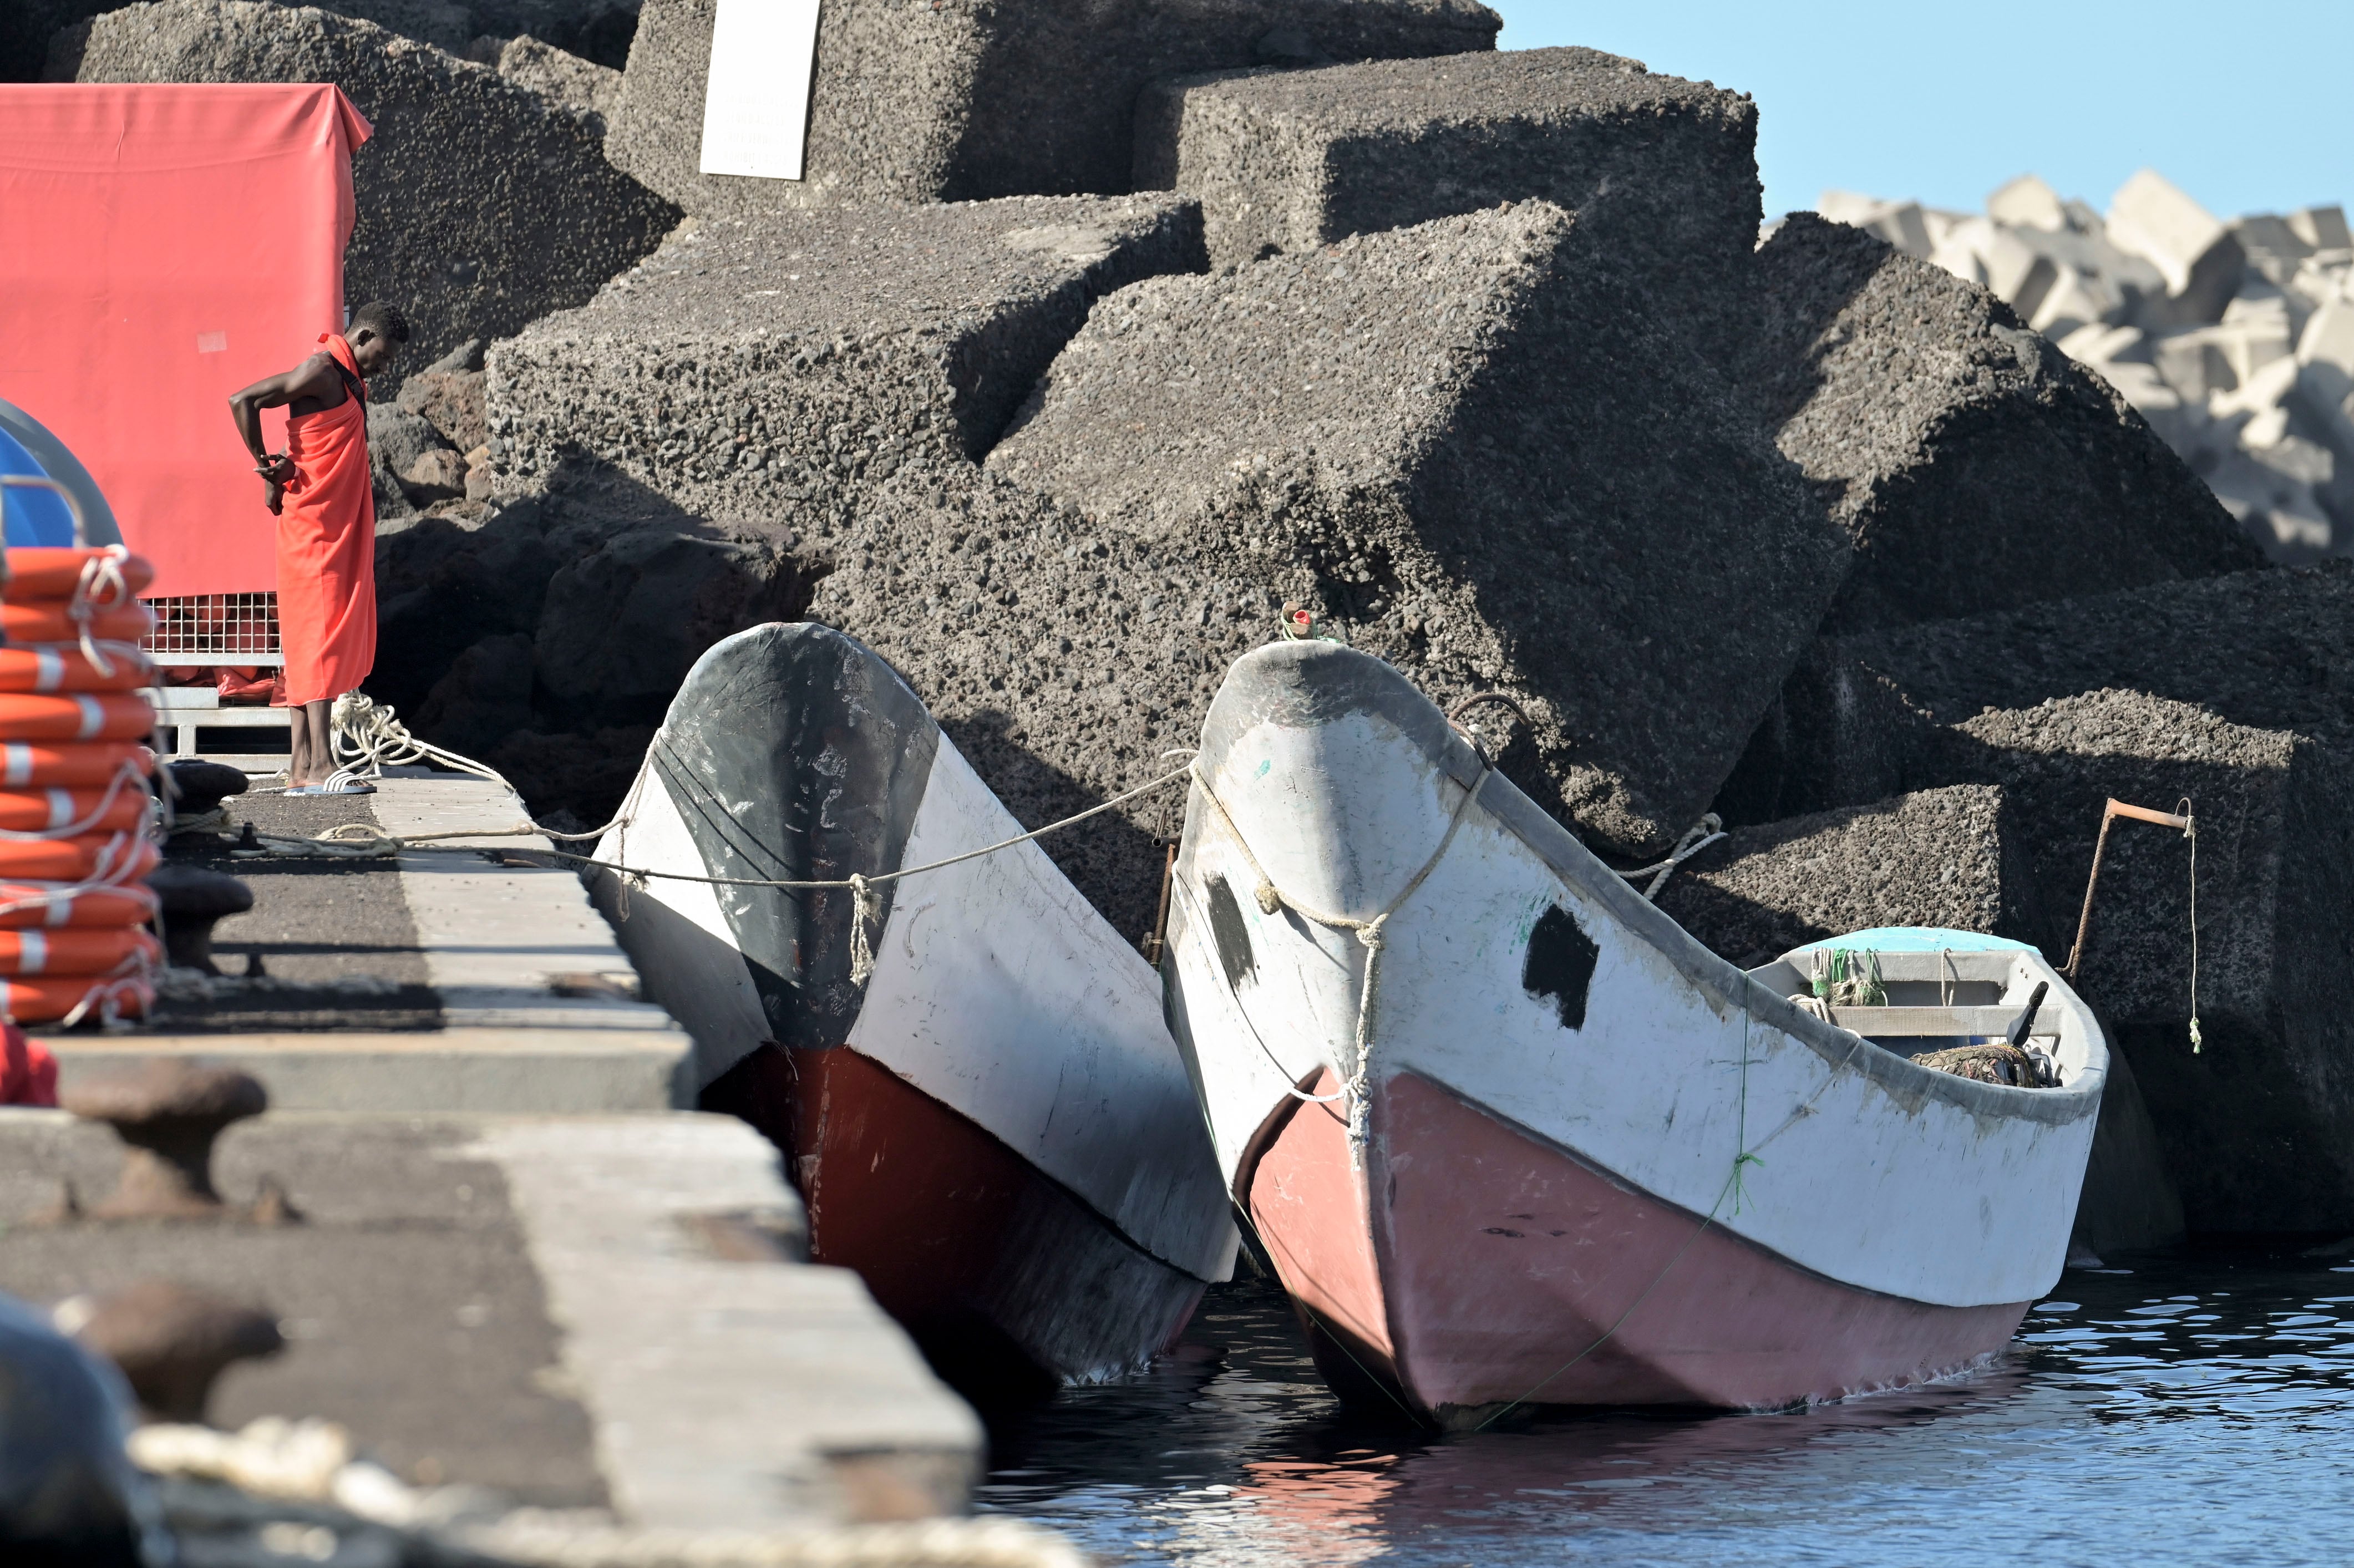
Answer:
486;194;1206;528
496;32;622;131
1745;214;2259;635
1986;172;2068;233
1800;560;2354;756
607;0;1499;220
1828;171;2354;557
1930;691;2354;1236
1652;785;2037;970
2106;168;2248;328
987;201;1846;862
57;0;678;395
1131;47;1762;344
1729;585;2354;1235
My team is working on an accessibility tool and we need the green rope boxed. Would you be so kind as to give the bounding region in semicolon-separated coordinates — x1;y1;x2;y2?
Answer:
1731;1012;1764;1216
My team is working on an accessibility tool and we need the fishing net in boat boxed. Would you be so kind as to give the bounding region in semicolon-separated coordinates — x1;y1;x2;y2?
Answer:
1909;1042;2039;1087
1809;947;1886;1007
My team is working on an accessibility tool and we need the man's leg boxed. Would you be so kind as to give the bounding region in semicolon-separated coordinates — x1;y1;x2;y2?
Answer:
288;701;333;786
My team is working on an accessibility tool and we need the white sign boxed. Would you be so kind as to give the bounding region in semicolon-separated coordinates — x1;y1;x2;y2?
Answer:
698;0;823;182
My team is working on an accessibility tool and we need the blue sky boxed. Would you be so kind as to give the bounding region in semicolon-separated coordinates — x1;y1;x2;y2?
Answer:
1494;1;2352;225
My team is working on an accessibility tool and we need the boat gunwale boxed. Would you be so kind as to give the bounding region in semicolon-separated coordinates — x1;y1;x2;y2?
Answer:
1193;641;2108;1133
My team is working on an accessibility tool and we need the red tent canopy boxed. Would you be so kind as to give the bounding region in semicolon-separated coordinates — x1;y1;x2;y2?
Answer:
0;84;370;598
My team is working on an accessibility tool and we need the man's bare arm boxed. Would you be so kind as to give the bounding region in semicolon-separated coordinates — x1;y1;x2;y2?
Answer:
227;354;340;469
229;354;339;512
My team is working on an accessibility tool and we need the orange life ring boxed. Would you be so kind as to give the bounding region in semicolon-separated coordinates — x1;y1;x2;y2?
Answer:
0;927;158;976
0;603;155;645
0;788;150;835
0;881;159;928
1;548;155;605
0;834;156;884
0;694;155;743
0;743;154;789
0;975;151;1024
0;645;156;694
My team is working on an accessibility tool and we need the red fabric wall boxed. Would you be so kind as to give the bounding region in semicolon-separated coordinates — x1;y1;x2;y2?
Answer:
0;85;369;597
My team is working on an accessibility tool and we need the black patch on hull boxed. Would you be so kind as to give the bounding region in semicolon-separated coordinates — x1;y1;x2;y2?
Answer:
1523;904;1599;1030
1205;875;1256;988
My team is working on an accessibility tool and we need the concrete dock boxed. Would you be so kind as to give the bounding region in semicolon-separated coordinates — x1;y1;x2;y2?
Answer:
3;767;1062;1565
67;770;692;1111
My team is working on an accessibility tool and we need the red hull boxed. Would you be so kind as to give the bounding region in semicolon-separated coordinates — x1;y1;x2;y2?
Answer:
1245;1069;2027;1424
707;1044;1206;1396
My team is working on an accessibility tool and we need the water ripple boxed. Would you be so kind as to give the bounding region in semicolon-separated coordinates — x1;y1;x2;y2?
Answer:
978;1256;2354;1566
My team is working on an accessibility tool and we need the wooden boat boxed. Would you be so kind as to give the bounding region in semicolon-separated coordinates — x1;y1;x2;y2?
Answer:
1164;641;2107;1425
590;623;1237;1393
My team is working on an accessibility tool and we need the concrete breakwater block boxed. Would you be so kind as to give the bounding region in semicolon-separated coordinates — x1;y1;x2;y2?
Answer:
986;201;1845;859
488;194;1207;527
0;1110;982;1529
1134;45;1761;327
1926;691;2354;1236
1746;214;2260;634
606;0;1499;218
1733;559;2354;824
56;0;678;395
810;472;1274;941
1652;785;2038;971
1807;561;2354;752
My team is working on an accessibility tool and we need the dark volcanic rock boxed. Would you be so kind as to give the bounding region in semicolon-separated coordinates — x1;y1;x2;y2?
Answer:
0;1292;156;1568
410;631;536;760
1135;46;1761;352
370;501;557;718
1744;212;2262;633
986;201;1845;860
367;402;444;525
607;0;1498;217
398;343;489;452
488;194;1208;527
532;522;819;729
1652;785;2038;970
59;0;678;395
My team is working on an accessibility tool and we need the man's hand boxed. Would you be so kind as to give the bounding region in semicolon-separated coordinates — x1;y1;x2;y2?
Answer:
255;453;295;485
263;478;285;516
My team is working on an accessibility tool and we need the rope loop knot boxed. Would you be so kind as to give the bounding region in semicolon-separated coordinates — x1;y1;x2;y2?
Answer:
847;872;882;985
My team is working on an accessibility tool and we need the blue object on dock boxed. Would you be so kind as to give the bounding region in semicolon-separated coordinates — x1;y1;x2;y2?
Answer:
1789;926;2041;956
0;398;125;548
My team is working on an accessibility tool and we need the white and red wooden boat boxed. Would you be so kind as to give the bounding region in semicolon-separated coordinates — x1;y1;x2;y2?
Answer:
590;623;1236;1393
1164;640;2107;1425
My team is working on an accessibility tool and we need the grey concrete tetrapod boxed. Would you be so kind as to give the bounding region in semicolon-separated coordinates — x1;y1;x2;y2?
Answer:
61;1062;268;1219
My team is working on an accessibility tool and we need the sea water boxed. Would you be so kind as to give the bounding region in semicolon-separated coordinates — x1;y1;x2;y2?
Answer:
979;1255;2354;1566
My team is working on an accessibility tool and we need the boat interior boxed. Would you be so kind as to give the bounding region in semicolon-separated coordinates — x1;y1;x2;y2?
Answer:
1744;946;2092;1090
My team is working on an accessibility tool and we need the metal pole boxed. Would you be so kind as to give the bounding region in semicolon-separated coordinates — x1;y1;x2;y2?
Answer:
2066;796;2194;981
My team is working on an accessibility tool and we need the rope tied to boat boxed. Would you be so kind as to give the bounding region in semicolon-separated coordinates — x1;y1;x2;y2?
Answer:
1617;813;1726;900
847;872;882;985
1190;758;1491;1167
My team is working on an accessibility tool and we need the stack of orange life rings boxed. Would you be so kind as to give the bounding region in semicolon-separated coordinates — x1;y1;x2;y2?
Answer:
0;545;163;1024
